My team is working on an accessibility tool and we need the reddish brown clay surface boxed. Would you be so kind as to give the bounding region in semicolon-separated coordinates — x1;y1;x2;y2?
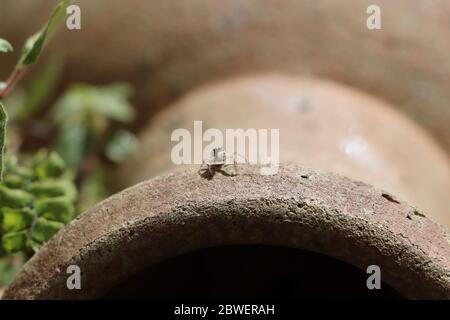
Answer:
3;165;450;299
115;75;450;228
1;0;450;153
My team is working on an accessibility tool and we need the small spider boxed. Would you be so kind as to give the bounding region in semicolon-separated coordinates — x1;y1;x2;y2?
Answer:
198;147;244;178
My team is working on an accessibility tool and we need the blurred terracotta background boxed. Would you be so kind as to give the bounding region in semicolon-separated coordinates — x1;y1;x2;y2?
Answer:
0;0;449;226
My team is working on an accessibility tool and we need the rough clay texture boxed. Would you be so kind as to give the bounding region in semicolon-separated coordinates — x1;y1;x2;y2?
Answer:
3;165;450;299
1;0;450;154
114;75;450;227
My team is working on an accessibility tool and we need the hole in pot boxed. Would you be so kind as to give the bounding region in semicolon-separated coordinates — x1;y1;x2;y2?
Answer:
104;245;403;299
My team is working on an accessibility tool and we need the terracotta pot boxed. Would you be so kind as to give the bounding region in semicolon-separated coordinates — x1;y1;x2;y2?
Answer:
3;165;450;299
113;74;450;228
1;0;450;153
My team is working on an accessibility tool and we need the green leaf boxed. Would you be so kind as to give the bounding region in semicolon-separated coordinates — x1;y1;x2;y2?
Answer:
2;231;28;253
29;179;77;202
56;123;90;169
3;174;25;189
31;218;64;243
47;152;66;177
93;84;135;122
36;196;74;224
0;102;7;179
1;207;34;233
34;151;67;179
17;56;63;120
31;149;49;168
4;155;34;180
13;166;34;180
0;185;33;209
0;39;13;53
105;130;139;163
18;0;71;66
53;83;135;124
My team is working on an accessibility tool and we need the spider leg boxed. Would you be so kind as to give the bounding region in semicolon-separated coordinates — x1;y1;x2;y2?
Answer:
198;160;207;175
208;164;214;176
222;162;238;176
225;152;244;175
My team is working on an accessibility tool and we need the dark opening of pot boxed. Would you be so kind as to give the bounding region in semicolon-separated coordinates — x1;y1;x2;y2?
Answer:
104;245;403;299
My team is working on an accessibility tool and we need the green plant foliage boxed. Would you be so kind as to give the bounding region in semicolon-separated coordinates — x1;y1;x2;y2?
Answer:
57;123;90;169
0;102;6;178
18;0;72;67
29;180;77;202
1;208;34;233
53;83;136;169
36;152;66;179
0;186;34;209
2;232;28;253
19;57;64;121
3;174;24;189
105;129;138;163
31;218;64;244
78;167;108;213
0;150;77;255
36;197;74;224
53;83;135;124
2;57;63;124
0;1;71;180
0;39;13;53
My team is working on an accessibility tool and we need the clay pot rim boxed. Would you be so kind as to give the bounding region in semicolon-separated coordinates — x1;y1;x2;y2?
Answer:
4;165;450;299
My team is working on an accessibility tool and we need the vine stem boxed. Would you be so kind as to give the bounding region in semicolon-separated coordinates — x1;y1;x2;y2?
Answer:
0;67;27;100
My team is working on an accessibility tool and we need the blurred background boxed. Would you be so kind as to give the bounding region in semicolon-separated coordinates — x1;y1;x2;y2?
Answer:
0;0;449;292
